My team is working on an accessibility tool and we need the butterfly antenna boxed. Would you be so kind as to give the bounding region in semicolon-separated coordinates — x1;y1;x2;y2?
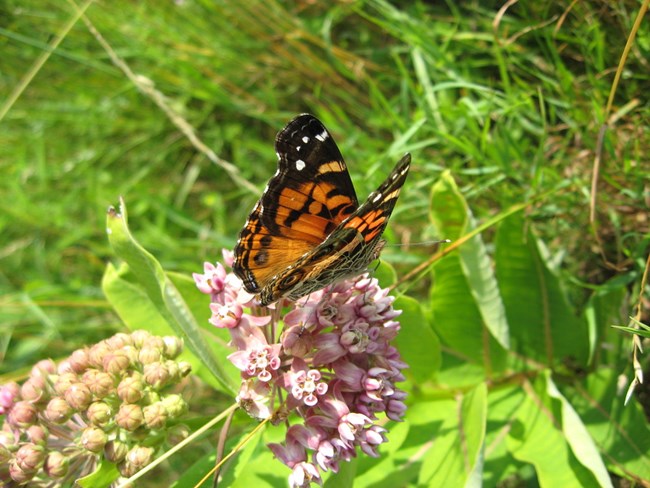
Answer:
386;239;452;248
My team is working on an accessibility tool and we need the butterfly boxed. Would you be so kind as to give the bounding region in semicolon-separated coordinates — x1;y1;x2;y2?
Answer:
232;114;410;306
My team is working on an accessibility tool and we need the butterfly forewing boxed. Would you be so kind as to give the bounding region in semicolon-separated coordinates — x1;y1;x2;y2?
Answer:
272;114;359;226
233;114;359;293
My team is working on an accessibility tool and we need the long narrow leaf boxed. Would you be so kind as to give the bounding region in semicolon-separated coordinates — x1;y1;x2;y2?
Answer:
429;172;508;371
106;199;233;392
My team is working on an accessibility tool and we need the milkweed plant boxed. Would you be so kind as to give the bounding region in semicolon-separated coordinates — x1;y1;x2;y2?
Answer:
193;250;407;487
0;250;405;487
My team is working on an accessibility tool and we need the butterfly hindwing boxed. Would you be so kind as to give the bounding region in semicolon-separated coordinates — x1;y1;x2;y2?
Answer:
256;154;411;305
343;153;411;246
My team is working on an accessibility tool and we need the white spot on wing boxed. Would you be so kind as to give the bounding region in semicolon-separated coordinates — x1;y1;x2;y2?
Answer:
296;159;306;171
275;152;281;160
302;136;309;143
296;145;301;152
315;130;329;142
372;192;382;203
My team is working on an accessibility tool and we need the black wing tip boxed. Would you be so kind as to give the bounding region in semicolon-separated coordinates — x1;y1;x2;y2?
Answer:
394;153;411;178
279;113;321;135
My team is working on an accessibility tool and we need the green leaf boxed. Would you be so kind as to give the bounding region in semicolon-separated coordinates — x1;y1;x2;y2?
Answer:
394;295;440;382
374;258;398;287
506;372;611;487
354;399;455;487
324;458;356;487
429;172;510;350
170;450;217;488
495;216;590;367
168;271;243;389
544;371;611;487
105;200;233;392
428;172;507;373
482;385;527;485
462;382;488;488
227;431;282;488
458;211;510;350
417;383;488;487
563;367;650;482
102;261;171;334
77;460;120;488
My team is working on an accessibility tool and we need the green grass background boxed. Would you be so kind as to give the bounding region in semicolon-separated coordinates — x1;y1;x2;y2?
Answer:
1;0;649;485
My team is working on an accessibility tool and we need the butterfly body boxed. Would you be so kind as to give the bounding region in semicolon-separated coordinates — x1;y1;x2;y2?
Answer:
233;114;410;306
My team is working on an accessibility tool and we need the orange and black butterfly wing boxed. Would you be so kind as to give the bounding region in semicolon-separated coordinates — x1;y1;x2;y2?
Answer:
342;153;411;249
256;152;411;305
233;114;359;293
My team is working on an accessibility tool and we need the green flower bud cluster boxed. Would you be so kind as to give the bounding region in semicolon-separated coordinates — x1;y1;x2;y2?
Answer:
0;330;192;486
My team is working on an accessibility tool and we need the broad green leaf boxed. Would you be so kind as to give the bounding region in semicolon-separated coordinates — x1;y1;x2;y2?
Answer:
105;200;233;392
394;295;440;381
564;368;650;482
417;384;488;487
168;271;242;389
507;372;608;487
483;385;528;485
227;429;278;488
102;262;170;334
544;371;611;487
435;355;491;390
462;383;488;488
170;450;217;488
173;425;277;488
324;458;356;487
430;171;510;350
495;216;590;367
167;271;212;328
581;278;626;365
354;451;416;488
430;253;502;372
459;211;510;350
359;399;457;487
382;419;410;455
374;258;398;287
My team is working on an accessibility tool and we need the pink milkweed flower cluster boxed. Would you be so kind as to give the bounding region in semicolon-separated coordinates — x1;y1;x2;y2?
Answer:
194;251;408;487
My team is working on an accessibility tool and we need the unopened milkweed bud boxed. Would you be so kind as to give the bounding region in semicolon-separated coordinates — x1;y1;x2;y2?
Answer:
44;451;69;478
80;427;108;453
45;397;73;424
